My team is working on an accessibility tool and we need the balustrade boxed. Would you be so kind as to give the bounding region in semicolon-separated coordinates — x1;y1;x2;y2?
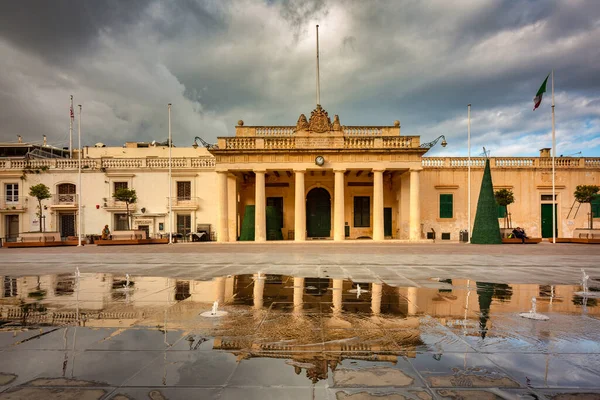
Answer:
225;137;256;149
265;138;296;149
344;137;374;148
343;127;383;136
255;127;295;136
382;137;412;148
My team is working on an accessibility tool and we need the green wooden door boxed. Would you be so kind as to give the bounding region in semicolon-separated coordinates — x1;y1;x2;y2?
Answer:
384;207;392;237
306;188;331;238
541;204;557;238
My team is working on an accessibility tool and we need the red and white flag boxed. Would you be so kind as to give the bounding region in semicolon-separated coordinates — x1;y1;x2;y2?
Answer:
70;105;74;119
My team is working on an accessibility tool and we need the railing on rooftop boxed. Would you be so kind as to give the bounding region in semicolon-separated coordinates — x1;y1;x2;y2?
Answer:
240;126;400;137
220;136;420;150
0;157;215;171
422;157;599;169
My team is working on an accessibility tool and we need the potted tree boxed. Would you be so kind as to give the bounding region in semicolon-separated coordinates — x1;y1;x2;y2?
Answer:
29;183;51;233
494;188;515;232
112;188;137;230
574;185;599;232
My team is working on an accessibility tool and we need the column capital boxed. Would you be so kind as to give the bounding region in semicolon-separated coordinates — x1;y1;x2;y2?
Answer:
372;167;386;173
293;169;307;173
409;167;423;173
333;168;346;173
253;168;267;174
216;168;229;173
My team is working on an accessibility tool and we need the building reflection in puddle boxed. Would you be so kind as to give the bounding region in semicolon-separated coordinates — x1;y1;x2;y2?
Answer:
1;273;599;383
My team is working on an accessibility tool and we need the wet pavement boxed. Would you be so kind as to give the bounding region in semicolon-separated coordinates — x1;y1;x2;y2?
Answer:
2;270;600;399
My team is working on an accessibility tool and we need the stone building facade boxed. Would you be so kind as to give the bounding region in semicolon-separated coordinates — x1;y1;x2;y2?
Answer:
1;106;599;242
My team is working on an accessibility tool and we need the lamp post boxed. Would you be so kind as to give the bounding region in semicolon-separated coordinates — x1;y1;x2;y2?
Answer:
419;135;448;149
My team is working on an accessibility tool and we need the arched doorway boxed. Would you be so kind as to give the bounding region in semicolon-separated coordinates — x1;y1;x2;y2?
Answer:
306;188;331;238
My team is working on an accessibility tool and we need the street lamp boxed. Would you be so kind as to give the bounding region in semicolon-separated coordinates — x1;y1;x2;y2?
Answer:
192;136;217;149
420;135;448;149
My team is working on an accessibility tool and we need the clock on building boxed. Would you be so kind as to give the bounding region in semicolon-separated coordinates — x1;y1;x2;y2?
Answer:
315;156;325;166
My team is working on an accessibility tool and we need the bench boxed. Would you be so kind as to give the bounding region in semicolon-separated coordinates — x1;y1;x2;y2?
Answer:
502;238;542;244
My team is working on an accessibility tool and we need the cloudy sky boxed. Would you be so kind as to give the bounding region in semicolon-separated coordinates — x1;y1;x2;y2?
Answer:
1;0;599;157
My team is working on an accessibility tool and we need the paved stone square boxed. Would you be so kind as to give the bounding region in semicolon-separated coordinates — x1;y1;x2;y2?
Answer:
1;242;600;399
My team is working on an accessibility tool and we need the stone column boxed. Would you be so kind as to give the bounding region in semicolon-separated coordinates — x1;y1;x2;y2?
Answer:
407;287;419;315
294;169;306;241
293;277;304;315
214;276;226;304
334;169;346;241
332;279;343;315
373;168;385;241
217;171;229;243
254;169;266;242
371;283;382;315
409;168;421;241
227;174;238;241
253;273;265;310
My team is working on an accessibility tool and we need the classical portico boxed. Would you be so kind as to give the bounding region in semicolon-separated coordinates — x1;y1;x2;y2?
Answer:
210;105;428;242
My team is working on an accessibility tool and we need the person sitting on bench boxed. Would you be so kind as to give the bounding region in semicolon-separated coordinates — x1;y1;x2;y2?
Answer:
512;227;528;243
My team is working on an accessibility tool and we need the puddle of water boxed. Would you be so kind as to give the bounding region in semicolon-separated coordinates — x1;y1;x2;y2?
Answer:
2;273;600;388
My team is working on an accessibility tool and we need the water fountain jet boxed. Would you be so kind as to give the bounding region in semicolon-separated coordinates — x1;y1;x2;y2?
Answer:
519;297;549;320
201;300;228;317
575;269;600;297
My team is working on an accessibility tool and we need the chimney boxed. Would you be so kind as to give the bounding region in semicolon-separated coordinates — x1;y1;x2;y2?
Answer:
17;135;22;143
539;148;551;158
43;135;47;146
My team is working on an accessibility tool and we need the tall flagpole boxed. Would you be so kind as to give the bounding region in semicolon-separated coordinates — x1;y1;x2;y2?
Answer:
467;104;471;243
69;96;74;158
77;105;82;247
551;70;556;244
168;103;173;245
316;25;320;105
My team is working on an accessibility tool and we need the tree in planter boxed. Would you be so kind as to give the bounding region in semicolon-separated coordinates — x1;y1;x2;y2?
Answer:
112;188;137;230
574;185;600;229
29;183;51;233
494;188;515;229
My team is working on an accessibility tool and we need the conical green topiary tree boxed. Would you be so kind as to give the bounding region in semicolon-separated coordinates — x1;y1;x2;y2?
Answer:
471;159;502;244
239;205;255;241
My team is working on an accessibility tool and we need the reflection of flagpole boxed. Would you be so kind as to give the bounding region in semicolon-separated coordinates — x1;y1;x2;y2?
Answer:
168;103;173;244
551;70;556;244
77;105;83;247
467;104;471;242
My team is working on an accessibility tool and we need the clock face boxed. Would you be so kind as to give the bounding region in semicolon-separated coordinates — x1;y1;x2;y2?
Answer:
315;156;325;166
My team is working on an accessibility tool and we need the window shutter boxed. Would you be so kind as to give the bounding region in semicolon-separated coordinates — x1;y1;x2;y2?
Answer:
440;194;453;218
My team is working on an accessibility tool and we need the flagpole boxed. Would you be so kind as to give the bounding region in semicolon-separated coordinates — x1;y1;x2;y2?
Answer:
77;105;82;247
316;24;320;105
69;96;74;158
467;104;471;243
168;103;173;245
551;70;556;244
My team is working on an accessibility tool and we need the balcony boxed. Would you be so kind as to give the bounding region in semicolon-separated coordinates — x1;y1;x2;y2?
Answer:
167;197;199;210
102;198;137;212
0;199;27;213
49;193;79;209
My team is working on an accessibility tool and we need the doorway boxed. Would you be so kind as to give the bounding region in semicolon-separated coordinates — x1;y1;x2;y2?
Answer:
59;213;76;239
306;188;331;238
5;215;19;242
541;204;558;238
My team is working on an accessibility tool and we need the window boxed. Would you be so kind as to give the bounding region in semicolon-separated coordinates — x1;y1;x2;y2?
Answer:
498;204;507;218
177;181;191;200
57;183;76;203
267;197;284;228
354;196;370;227
114;213;129;231
114;182;128;192
439;194;453;218
5;183;18;202
593;196;600;218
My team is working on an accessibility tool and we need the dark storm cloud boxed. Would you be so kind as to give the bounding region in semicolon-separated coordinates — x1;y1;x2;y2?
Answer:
0;0;150;64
